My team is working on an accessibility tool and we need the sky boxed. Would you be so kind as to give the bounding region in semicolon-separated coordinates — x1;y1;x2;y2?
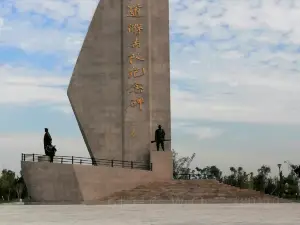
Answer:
1;0;300;176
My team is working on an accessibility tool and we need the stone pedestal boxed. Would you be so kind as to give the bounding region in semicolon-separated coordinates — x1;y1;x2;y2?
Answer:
150;150;173;180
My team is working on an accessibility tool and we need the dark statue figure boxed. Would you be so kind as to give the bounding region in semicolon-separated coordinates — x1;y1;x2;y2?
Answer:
43;128;56;162
154;125;165;151
43;128;52;150
150;125;171;151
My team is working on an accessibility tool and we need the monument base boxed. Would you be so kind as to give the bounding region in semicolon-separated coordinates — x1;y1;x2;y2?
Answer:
21;151;173;203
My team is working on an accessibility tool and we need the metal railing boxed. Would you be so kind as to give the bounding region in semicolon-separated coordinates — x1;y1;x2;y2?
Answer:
21;153;152;171
174;173;205;180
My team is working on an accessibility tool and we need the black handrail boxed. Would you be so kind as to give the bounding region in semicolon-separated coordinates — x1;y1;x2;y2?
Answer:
174;173;198;180
173;173;218;180
21;153;151;171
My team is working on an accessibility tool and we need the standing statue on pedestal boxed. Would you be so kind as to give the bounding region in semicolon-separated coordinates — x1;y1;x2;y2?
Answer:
151;125;171;151
43;128;56;163
154;125;165;151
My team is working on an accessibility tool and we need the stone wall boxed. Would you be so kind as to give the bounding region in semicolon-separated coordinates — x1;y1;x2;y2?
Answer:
22;151;172;203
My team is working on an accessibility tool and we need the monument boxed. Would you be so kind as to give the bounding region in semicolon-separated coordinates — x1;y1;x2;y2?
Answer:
21;0;173;203
20;1;288;204
68;0;171;163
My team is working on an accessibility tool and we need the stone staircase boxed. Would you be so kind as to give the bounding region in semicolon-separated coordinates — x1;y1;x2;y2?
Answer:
98;179;291;204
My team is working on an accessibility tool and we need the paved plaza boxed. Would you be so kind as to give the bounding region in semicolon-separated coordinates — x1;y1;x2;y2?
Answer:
0;204;299;225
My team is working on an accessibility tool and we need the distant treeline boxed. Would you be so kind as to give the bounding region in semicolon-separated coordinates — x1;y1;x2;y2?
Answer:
172;150;300;199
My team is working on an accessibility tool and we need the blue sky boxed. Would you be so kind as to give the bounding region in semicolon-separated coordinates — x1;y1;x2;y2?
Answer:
1;0;300;175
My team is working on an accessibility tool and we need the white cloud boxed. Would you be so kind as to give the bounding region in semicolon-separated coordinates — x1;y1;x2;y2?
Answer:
0;64;69;108
0;17;4;27
185;127;224;140
170;0;300;43
0;1;93;62
171;79;300;124
173;122;224;140
221;51;244;59
0;20;84;61
51;105;73;114
14;0;76;22
169;42;300;125
13;0;98;22
189;60;201;64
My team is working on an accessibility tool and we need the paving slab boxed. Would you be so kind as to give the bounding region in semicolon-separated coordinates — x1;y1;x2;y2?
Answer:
0;204;299;225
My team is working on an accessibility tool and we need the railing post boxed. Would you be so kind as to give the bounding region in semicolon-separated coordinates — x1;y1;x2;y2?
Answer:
80;159;82;164
131;161;133;169
61;157;63;164
21;153;23;161
71;156;74;164
32;154;35;162
111;160;114;167
150;163;152;171
188;174;191;180
91;157;95;166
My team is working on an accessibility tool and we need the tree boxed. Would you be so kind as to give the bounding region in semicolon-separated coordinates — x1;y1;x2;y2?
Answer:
172;149;195;179
253;165;271;192
15;177;24;200
265;177;277;195
224;167;237;186
194;166;222;180
237;167;246;188
248;172;254;189
0;169;16;201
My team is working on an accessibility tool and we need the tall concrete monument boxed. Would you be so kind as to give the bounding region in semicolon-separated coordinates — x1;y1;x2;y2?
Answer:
21;0;173;203
68;0;171;162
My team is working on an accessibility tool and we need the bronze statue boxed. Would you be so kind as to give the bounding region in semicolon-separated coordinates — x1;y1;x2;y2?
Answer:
43;128;56;162
151;125;170;151
43;128;52;153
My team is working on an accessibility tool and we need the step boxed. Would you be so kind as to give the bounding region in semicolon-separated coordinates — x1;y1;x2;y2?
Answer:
99;179;291;203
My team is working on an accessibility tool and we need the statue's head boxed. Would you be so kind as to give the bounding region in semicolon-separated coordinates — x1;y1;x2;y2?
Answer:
45;128;48;132
158;125;161;129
